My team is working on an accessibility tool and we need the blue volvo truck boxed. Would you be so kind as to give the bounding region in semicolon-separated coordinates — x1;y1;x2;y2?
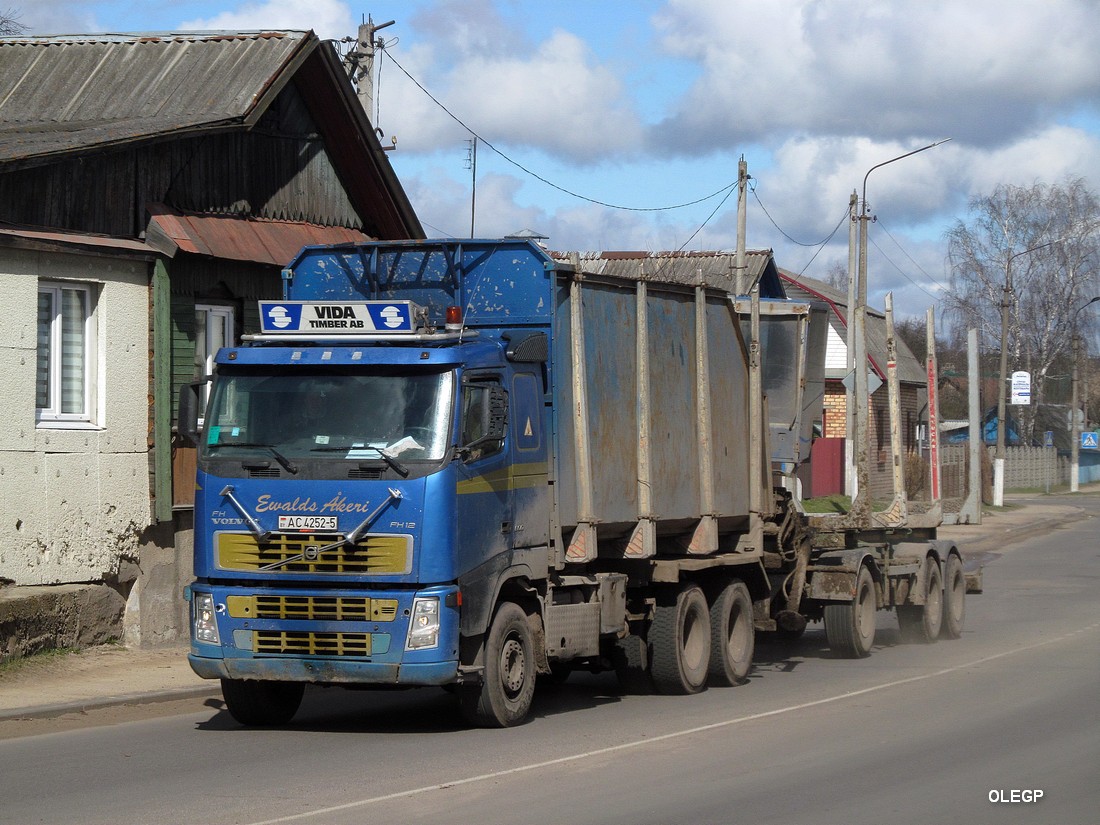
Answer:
180;238;967;727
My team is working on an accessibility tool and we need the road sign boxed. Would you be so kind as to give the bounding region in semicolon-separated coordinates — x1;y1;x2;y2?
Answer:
1082;432;1099;450
1011;370;1031;405
1044;431;1054;448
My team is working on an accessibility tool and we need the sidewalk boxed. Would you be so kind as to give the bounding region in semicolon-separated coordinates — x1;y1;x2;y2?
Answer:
1;489;1095;723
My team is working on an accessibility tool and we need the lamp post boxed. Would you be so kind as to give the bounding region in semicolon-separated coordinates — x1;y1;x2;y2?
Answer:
1071;296;1100;492
848;139;950;523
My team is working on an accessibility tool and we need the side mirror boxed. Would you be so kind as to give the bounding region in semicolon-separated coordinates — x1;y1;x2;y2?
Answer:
458;384;508;458
177;379;207;446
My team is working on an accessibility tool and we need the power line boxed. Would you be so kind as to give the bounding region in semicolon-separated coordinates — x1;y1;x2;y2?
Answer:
382;50;738;213
875;218;951;294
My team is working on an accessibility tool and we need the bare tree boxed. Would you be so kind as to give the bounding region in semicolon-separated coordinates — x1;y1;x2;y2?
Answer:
1;8;26;36
943;178;1100;441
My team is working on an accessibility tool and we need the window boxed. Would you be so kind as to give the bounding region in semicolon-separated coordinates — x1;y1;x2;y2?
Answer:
194;304;235;380
36;282;97;424
194;304;235;413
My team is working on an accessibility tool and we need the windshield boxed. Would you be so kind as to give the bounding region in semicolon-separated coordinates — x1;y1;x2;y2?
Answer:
201;367;454;462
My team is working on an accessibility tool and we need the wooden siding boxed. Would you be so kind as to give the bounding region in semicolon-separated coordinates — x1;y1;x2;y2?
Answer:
0;84;363;236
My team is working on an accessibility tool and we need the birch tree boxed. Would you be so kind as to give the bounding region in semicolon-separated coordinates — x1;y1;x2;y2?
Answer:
943;178;1100;441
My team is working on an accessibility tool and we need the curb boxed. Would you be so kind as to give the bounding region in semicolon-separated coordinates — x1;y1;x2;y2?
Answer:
0;684;222;722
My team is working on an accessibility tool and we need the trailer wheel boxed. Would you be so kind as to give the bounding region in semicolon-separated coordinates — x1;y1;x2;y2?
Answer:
460;602;536;727
824;565;876;658
898;557;943;643
220;678;304;727
708;581;754;686
650;584;710;695
940;554;966;639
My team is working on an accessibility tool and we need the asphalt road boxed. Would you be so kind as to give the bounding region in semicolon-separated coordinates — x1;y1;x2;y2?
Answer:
2;497;1097;825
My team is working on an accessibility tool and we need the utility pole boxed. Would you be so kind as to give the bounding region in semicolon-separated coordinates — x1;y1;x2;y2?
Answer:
844;190;858;500
347;15;395;118
735;157;748;295
1071;296;1100;492
467;137;478;238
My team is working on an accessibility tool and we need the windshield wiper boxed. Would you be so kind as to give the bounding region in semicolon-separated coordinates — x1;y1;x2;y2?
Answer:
310;444;409;478
209;442;299;474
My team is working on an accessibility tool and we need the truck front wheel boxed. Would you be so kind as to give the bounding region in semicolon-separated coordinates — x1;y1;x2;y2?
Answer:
650;584;710;694
708;581;754;686
220;678;304;727
461;602;536;727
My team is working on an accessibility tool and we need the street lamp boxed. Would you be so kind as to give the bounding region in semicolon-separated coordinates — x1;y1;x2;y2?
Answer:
993;238;1078;506
1071;295;1100;492
847;138;950;522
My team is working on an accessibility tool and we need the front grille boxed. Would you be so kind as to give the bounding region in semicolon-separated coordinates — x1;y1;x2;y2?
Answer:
248;468;281;479
348;468;384;479
216;532;411;574
227;594;398;621
254;631;372;656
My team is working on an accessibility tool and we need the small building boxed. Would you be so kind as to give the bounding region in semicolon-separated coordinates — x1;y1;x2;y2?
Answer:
0;31;422;653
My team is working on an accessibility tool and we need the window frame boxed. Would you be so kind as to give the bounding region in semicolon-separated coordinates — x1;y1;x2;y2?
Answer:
194;303;236;414
36;280;98;427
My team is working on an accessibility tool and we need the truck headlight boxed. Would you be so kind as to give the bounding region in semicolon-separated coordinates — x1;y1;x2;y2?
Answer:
193;592;221;645
406;597;440;650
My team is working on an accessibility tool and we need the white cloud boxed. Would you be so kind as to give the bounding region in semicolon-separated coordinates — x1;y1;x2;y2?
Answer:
179;0;355;40
16;1;100;34
370;0;644;162
650;0;1100;150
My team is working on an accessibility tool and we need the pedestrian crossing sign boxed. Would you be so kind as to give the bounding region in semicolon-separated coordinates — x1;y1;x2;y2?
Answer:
1082;432;1099;450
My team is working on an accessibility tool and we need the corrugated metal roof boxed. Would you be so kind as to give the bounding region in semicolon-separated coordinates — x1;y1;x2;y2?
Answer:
145;204;370;267
0;31;310;163
551;249;783;295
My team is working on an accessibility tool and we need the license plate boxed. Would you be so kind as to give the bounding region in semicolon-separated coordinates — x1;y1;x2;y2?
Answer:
278;515;338;531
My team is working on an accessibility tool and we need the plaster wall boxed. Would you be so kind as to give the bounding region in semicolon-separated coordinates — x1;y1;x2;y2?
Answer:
0;248;152;586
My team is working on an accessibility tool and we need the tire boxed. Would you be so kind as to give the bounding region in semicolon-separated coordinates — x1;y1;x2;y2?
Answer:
650;584;711;695
940;554;966;640
708;581;754;686
898;557;943;643
220;678;305;727
460;602;536;727
824;565;876;658
612;632;653;695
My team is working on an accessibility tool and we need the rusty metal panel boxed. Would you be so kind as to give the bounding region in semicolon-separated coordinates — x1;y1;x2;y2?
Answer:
146;207;369;267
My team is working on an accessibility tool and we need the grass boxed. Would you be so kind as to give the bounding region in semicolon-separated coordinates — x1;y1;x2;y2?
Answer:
0;646;79;674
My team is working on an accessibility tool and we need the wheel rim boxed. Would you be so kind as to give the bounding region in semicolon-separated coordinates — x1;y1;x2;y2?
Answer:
500;635;526;698
727;600;750;663
927;570;943;617
856;573;875;646
949;566;965;623
683;605;707;671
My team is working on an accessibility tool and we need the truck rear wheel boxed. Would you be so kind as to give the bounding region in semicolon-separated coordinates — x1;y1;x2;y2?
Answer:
460;601;536;727
824;565;876;658
898;557;943;643
708;581;754;686
650;584;710;695
940;554;966;639
220;678;304;726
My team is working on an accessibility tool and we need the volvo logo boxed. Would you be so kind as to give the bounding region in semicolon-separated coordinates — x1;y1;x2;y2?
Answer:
304;545;321;561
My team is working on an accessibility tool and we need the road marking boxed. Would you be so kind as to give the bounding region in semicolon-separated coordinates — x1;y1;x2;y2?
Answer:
246;621;1100;825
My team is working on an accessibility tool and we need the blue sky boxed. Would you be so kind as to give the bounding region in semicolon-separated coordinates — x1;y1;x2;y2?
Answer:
16;0;1100;322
